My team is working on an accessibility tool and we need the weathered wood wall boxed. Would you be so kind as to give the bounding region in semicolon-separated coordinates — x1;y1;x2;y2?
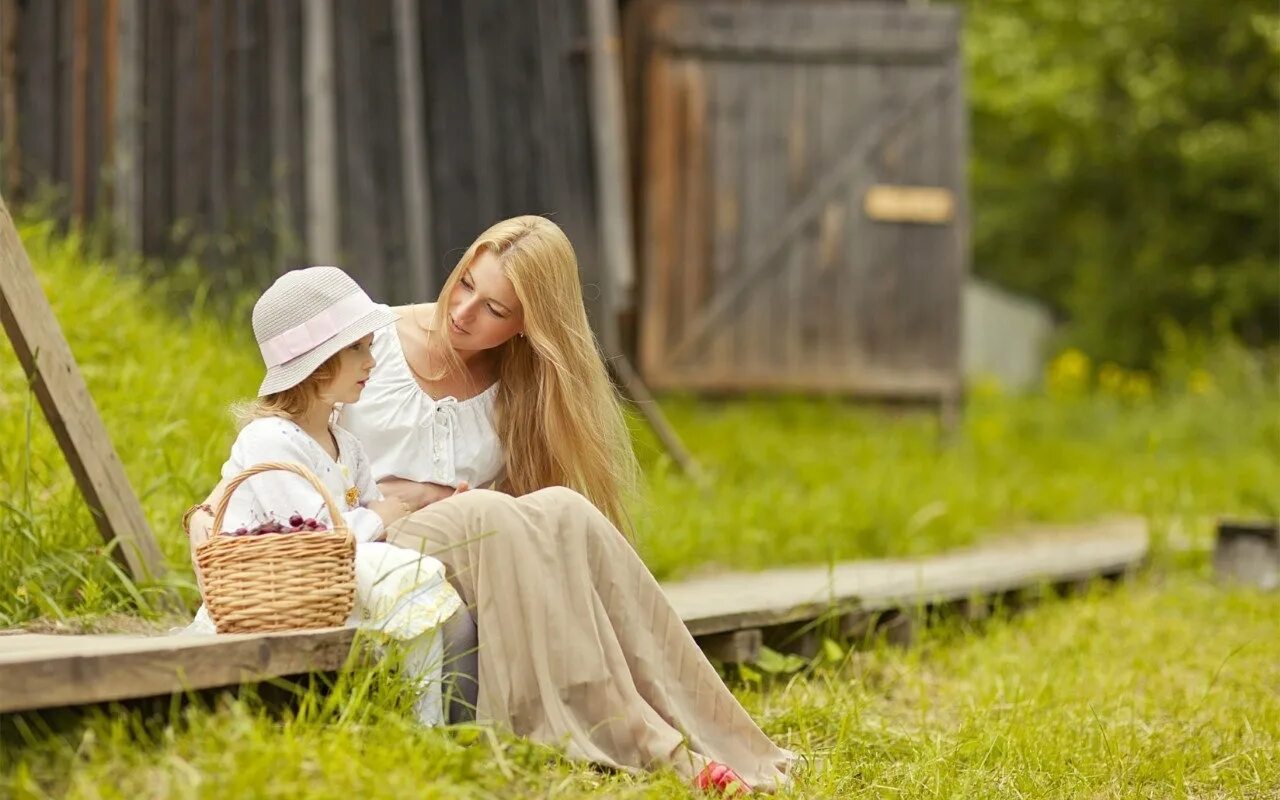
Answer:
0;0;604;309
626;0;968;402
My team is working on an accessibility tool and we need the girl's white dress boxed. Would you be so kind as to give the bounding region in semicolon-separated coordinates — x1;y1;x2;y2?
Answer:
183;416;462;725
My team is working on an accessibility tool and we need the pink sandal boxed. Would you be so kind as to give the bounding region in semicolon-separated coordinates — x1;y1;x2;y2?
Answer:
694;761;752;796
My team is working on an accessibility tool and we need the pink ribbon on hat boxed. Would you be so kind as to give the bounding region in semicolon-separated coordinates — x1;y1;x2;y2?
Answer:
259;291;377;367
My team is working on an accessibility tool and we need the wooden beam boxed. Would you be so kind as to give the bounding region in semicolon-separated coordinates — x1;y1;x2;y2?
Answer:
110;0;143;253
0;628;354;713
0;193;165;580
0;519;1148;714
0;0;21;200
585;0;635;317
652;1;959;64
585;0;700;480
302;0;339;264
696;628;761;663
392;0;436;299
664;518;1147;637
70;0;89;223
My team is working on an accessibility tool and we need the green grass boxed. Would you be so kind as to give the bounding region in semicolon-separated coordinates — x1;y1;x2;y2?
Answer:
4;571;1277;798
3;221;1277;625
2;224;1278;797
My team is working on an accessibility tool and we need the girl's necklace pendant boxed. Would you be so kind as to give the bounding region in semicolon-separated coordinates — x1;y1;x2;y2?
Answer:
340;464;359;508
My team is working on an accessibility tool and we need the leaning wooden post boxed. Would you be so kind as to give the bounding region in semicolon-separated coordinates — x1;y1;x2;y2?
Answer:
584;0;702;481
0;193;165;581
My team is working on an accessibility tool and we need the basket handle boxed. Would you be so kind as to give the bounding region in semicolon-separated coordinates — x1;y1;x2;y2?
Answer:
209;461;350;537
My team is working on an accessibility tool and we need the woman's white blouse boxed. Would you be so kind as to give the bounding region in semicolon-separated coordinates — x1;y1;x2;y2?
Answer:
341;323;504;489
219;417;385;542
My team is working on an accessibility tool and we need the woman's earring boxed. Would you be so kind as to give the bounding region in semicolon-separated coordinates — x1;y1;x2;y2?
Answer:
517;331;525;338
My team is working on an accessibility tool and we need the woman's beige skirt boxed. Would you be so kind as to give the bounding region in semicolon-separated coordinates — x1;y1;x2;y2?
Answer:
386;487;793;789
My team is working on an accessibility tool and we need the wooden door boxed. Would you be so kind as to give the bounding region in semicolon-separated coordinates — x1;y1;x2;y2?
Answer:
633;0;968;400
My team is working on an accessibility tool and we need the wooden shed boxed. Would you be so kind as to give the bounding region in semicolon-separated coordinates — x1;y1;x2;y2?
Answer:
0;0;968;410
624;0;968;406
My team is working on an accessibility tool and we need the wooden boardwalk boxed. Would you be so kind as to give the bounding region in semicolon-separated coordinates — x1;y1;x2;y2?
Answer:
0;518;1146;715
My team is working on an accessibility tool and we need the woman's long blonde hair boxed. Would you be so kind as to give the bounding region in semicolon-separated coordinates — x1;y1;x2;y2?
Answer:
430;216;639;532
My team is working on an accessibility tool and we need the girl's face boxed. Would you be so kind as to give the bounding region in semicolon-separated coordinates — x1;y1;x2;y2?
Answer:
446;250;524;352
321;333;376;405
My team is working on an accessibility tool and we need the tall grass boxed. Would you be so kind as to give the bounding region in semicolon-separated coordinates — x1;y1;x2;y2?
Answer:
1;225;1277;797
4;571;1276;798
2;222;1278;625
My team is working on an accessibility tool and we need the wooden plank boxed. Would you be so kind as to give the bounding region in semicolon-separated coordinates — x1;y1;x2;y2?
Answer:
0;628;354;713
644;362;956;397
420;0;475;261
102;0;118;220
170;0;207;230
637;22;680;380
695;628;761;663
266;0;303;270
302;0;340;263
663;518;1148;637
586;0;638;332
0;0;20;199
18;0;58;193
334;0;384;297
141;0;174;254
653;0;958;64
0;518;1146;714
111;0;143;253
207;0;226;240
584;0;635;317
70;0;88;221
392;0;435;298
864;184;954;224
85;0;106;219
0;193;165;581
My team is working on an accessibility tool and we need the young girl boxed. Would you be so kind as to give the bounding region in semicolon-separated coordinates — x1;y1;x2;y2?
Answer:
185;266;464;726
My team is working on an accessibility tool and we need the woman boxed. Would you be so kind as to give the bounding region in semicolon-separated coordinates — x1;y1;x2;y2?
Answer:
191;216;792;793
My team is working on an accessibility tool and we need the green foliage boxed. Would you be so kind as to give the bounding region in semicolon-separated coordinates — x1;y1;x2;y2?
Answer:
0;220;261;623
962;0;1280;365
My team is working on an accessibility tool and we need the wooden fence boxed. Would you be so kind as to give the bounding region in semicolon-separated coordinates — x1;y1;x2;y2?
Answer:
0;0;608;309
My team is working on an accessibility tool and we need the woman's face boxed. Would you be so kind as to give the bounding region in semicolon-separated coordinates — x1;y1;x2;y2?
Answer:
446;250;524;352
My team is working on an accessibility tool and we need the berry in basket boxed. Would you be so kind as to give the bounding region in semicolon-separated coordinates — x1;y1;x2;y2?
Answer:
224;515;330;536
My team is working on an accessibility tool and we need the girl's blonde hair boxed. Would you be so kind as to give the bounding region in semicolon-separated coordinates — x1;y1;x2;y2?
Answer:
430;215;639;532
233;352;342;427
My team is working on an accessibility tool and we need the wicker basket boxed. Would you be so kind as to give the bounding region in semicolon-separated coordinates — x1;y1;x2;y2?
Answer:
195;461;356;633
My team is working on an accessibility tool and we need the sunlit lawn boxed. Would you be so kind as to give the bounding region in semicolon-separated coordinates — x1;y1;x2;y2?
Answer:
2;224;1277;797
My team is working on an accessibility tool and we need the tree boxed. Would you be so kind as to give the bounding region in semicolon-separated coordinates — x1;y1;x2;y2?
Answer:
962;0;1279;365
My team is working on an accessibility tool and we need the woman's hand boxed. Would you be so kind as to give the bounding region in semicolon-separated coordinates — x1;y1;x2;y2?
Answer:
377;477;467;511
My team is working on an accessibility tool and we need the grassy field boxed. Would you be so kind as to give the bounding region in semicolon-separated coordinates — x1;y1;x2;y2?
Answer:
2;224;1278;797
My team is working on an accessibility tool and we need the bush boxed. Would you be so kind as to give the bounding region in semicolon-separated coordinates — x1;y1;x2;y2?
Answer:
963;0;1279;366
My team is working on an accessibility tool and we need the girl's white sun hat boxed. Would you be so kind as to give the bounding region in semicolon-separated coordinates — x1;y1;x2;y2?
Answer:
252;266;396;397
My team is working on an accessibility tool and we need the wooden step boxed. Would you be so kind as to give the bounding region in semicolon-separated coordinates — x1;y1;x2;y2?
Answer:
0;517;1147;714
